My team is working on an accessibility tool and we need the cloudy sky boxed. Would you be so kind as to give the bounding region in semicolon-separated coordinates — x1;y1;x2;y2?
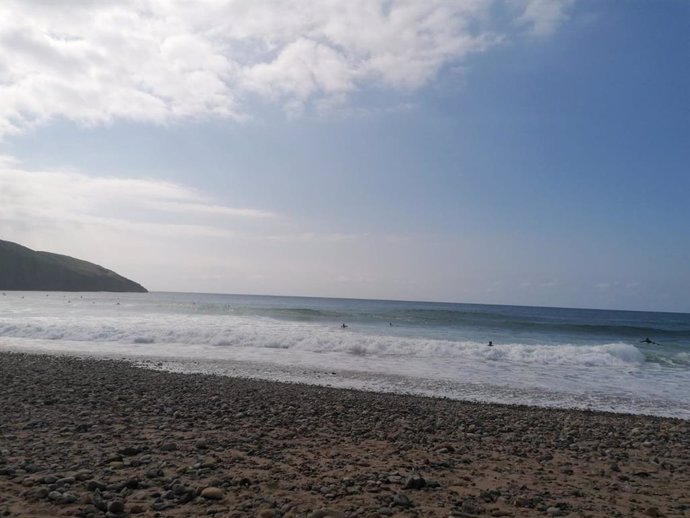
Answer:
0;0;688;312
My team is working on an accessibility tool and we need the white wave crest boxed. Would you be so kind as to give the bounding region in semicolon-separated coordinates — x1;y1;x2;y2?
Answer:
0;315;646;367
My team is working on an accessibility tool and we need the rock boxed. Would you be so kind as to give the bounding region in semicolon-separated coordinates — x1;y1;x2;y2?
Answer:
546;507;563;516
645;508;660;518
145;468;163;478
178;491;195;504
258;510;277;518
172;483;189;495
61;493;77;504
125;477;140;489
130;504;145;514
75;470;92;481
393;492;411;507
32;487;49;499
461;499;484;515
107;500;125;514
310;510;345;518
404;474;426;490
87;480;107;491
92;494;107;512
119;446;142;456
201;486;223;500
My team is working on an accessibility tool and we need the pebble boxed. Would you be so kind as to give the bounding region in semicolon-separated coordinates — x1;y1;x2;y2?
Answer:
201;486;224;500
393;492;411;507
0;353;686;518
107;500;125;513
309;510;345;518
404;474;426;490
92;494;107;512
61;493;77;504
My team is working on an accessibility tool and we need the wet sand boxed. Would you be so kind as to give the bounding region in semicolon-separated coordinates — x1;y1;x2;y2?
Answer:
0;352;688;517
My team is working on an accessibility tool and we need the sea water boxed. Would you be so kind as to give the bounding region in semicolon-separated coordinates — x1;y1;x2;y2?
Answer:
1;291;689;419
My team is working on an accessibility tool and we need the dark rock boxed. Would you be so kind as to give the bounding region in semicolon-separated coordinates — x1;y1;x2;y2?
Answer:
201;487;223;500
92;494;107;512
119;446;142;457
309;510;345;518
403;474;426;490
125;478;140;489
461;498;484;515
393;492;411;507
87;480;107;491
60;493;77;504
107;500;125;514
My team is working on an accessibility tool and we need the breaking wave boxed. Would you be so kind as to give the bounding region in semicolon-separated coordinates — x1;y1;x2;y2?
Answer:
0;315;655;367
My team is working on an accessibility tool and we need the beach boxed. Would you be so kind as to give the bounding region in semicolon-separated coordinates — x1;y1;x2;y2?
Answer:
1;353;688;518
2;292;689;419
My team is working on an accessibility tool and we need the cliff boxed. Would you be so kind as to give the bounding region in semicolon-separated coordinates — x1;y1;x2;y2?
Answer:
0;240;148;292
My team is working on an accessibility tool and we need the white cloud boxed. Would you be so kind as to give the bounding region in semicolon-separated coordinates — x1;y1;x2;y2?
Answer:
515;0;576;36
0;155;276;233
0;0;574;136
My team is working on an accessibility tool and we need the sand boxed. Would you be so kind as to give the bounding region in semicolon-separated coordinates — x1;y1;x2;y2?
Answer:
0;352;688;518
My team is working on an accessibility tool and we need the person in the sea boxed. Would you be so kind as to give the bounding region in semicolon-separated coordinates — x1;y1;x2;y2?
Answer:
341;323;348;328
488;341;494;347
640;337;658;345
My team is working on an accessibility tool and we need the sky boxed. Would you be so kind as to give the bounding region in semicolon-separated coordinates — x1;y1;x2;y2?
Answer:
0;0;688;312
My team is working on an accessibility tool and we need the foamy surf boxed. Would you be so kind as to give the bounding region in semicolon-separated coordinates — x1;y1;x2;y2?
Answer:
0;291;688;419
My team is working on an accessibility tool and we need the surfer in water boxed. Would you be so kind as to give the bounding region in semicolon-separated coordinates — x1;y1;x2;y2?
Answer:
341;323;348;329
640;337;658;345
488;341;494;347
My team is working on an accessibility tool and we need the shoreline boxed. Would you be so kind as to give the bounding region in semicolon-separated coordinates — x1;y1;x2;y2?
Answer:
1;352;688;517
3;343;685;421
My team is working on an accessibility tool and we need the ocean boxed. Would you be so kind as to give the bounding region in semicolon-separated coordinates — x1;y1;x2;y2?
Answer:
1;291;689;419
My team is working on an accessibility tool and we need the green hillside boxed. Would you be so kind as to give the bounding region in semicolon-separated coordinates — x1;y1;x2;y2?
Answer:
0;240;147;292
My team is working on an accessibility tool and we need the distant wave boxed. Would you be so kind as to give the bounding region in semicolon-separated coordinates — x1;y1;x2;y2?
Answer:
0;316;673;368
377;309;690;337
175;303;690;341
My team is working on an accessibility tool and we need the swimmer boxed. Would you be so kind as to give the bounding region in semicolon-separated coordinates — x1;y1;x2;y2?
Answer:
341;323;348;328
640;337;658;345
488;341;494;347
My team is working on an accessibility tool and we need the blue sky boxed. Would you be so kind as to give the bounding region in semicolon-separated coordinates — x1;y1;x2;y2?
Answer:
0;1;688;312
